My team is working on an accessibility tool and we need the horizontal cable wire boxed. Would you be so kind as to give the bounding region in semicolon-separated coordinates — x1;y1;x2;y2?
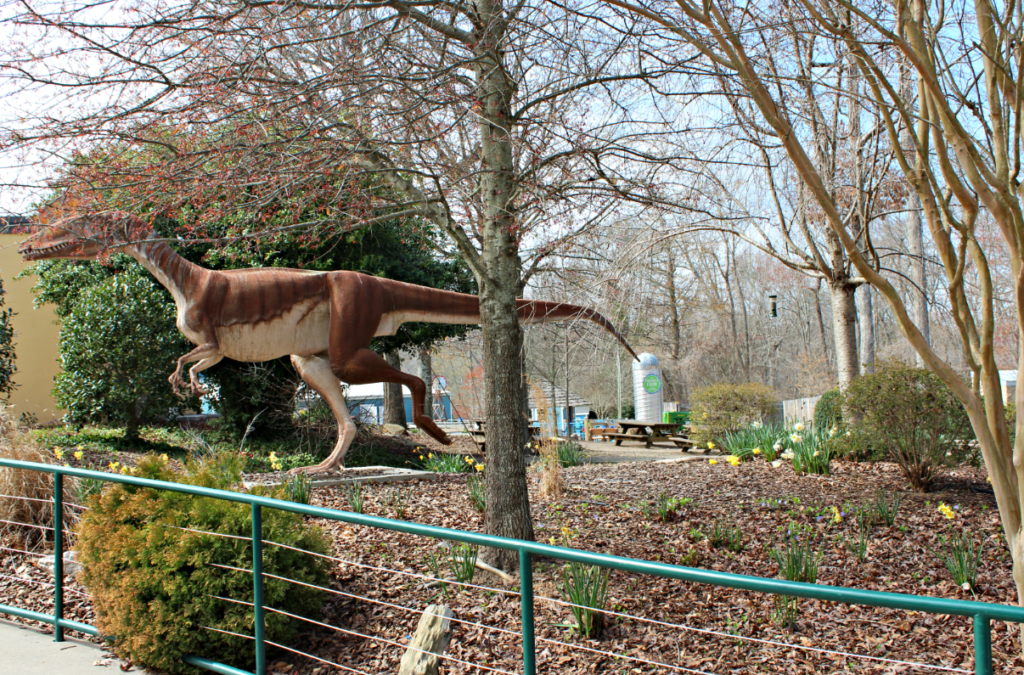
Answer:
0;544;47;556
161;524;250;541
534;594;971;673
0;518;52;531
0;572;92;597
263;604;519;675
0;494;86;511
264;640;373;675
262;538;517;596
535;635;714;675
201;625;254;640
260;570;523;638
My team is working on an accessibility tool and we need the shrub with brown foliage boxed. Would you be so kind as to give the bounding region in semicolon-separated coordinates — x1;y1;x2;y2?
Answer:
76;452;331;674
690;383;779;446
0;405;72;549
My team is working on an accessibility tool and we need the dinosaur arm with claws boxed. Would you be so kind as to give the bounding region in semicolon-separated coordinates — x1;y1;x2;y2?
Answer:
20;212;639;474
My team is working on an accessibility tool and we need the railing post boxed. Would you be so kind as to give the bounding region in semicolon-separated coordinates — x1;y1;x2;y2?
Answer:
53;472;64;643
252;504;265;675
519;549;535;675
973;614;992;675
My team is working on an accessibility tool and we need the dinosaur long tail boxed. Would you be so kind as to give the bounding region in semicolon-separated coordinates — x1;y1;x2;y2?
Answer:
382;279;639;360
517;299;639;361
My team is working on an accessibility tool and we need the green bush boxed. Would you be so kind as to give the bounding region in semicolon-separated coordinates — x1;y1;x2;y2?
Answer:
814;387;843;431
52;267;197;439
843;360;972;491
76;453;330;674
690;383;778;445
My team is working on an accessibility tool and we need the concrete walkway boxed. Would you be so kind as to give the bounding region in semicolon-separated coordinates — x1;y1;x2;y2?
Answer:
0;620;119;674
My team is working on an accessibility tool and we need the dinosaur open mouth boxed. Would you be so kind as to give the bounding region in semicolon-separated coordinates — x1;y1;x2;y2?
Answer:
18;239;78;260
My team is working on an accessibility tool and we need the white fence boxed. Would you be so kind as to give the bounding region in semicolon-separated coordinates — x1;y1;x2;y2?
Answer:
781;395;821;425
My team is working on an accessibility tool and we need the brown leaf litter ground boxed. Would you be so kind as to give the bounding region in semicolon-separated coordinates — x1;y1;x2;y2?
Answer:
2;458;1021;674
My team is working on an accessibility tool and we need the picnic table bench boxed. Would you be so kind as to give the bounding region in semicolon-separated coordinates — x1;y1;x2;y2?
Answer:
465;420;540;454
605;421;685;449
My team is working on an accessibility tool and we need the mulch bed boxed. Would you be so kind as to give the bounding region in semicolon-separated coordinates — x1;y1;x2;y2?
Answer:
2;458;1021;674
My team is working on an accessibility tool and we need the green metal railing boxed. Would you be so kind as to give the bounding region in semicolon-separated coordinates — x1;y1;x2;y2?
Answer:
0;458;1020;674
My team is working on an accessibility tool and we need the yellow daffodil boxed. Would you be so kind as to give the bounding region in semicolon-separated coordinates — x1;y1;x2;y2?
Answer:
465;456;473;463
938;502;956;520
708;459;718;465
109;461;119;470
76;445;83;451
707;441;715;450
428;453;434;459
549;537;557;545
160;454;168;462
120;465;130;475
832;506;842;524
475;464;484;472
726;455;740;466
420;455;425;460
54;448;64;460
752;447;761;455
794;423;804;432
269;452;283;471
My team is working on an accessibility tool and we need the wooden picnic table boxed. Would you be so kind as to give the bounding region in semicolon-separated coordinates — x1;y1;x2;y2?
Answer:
467;422;541;454
605;421;693;449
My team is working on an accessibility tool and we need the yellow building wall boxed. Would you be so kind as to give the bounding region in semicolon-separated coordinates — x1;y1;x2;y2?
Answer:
0;234;63;423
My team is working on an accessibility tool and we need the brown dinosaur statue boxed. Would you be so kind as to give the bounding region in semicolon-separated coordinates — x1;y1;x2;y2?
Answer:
19;212;638;473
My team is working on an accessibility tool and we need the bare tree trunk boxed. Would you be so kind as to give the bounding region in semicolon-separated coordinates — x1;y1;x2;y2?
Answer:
384;351;407;427
908;199;929;367
418;347;433;418
666;248;681;361
857;285;875;374
830;282;859;390
476;7;534;568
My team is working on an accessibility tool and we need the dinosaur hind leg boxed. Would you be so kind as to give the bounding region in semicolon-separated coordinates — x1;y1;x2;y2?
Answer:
289;354;358;475
331;348;451;446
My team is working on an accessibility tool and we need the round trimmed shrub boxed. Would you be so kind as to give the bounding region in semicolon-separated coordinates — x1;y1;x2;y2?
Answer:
813;387;843;431
689;382;778;446
76;453;330;674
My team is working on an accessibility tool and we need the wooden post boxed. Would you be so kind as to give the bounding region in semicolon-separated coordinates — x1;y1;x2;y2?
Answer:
398;604;453;675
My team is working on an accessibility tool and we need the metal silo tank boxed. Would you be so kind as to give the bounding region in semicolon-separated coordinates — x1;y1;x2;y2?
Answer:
631;353;663;422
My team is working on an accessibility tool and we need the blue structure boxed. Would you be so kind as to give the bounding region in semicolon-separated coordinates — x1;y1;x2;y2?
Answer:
344;383;453;424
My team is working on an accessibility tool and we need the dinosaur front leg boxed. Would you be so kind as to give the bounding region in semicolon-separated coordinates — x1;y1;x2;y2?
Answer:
169;343;220;398
187;354;224;397
288;354;357;475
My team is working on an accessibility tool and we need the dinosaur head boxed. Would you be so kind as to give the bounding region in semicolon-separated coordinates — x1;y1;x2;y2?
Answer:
18;212;141;262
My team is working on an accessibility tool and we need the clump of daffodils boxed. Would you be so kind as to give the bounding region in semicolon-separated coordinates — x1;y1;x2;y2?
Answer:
790;433;803;443
832;506;842;524
73;450;83;461
781;449;795;460
725;455;740;466
269;452;283;472
938;502;956;520
54;448;64;460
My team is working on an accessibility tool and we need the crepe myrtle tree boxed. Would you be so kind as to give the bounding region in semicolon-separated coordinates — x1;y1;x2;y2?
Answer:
597;0;1024;630
53;267;196;439
3;0;693;567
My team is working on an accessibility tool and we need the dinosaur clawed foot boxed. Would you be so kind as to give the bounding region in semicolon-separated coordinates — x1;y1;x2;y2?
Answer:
287;461;340;476
415;416;451;445
168;372;187;399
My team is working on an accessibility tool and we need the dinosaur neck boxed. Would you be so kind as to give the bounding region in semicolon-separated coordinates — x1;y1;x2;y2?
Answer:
122;233;205;307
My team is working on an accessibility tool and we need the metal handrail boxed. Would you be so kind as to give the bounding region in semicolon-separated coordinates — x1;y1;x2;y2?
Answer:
0;458;1016;674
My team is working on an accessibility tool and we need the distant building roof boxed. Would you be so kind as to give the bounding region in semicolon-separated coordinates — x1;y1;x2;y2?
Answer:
528;380;589;409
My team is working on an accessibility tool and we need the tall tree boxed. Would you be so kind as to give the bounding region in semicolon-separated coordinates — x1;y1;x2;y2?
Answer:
598;0;1024;625
3;0;674;567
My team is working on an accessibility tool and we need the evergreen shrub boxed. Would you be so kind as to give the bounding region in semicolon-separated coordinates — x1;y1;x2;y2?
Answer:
813;387;843;430
76;453;330;674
